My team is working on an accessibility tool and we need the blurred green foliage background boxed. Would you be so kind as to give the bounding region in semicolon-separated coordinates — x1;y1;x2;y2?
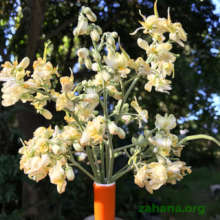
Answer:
0;0;220;219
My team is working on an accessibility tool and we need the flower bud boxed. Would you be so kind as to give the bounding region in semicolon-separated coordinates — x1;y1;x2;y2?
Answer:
77;48;89;59
92;50;101;62
108;122;125;139
92;63;100;71
18;57;30;69
111;32;118;38
90;29;100;42
96;25;102;35
73;28;78;36
108;121;118;135
85;58;92;69
117;128;126;139
83;7;97;22
65;166;75;181
40;109;52;120
137;38;149;50
73;142;83;151
121;115;132;124
75;18;89;36
77;152;87;161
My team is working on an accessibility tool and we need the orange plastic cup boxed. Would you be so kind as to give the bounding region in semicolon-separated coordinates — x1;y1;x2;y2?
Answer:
93;182;116;220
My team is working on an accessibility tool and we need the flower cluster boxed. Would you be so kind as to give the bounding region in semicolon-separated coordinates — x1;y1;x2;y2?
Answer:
130;2;187;93
0;2;218;194
133;114;191;193
19;126;76;193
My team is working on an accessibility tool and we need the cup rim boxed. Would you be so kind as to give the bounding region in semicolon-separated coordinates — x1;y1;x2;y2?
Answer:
94;182;115;187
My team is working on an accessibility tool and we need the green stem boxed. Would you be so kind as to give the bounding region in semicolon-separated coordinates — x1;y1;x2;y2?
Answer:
86;147;100;181
111;165;133;182
105;141;109;182
69;155;95;181
71;112;84;132
116;77;140;123
100;144;105;182
114;144;135;153
179;134;220;146
92;146;101;181
103;82;114;183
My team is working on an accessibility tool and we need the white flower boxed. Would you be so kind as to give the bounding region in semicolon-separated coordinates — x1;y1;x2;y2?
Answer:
149;133;172;156
24;154;51;182
155;114;176;131
90;29;100;42
83;7;97;22
74;16;89;36
137;38;149;50
77;48;89;59
73;142;83;151
60;74;74;92
166;160;191;184
104;52;130;77
18;57;30;69
144;74;172;93
80;116;105;146
49;161;67;193
108;121;126;139
1;80;28;106
65;166;75;181
32;58;57;83
135;162;167;194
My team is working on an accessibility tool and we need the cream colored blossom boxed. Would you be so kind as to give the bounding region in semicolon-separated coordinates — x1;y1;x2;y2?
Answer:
107;85;122;100
149;133;172;157
40;109;53;120
74;15;89;36
1;80;28;106
137;12;167;36
135;162;167;194
108;121;126;139
61;125;81;144
144;74;171;93
79;89;99;103
155;114;176;131
0;58;30;81
0;61;16;81
60;73;74;92
169;23;187;47
56;93;74;111
80;116;105;146
166;10;187;47
90;29;100;42
34;126;53;138
83;7;97;22
131;97;148;122
32;58;58;84
77;48;89;59
65;166;75;181
20;153;51;182
73;142;84;152
104;52;130;78
74;101;97;121
136;57;151;76
166;161;191;184
49;161;67;194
